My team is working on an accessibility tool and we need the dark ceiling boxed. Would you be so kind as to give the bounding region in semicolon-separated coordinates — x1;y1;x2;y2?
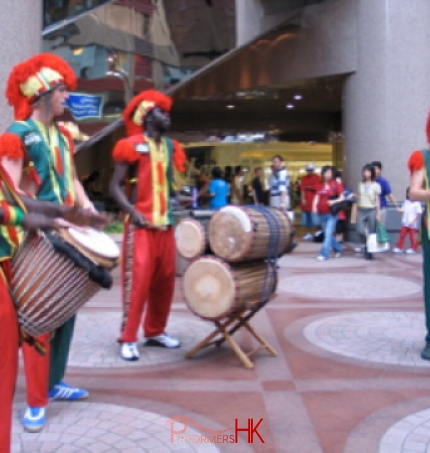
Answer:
166;0;342;139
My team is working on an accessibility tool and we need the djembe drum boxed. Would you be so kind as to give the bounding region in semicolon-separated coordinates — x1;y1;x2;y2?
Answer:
182;256;277;321
208;205;292;262
11;227;120;337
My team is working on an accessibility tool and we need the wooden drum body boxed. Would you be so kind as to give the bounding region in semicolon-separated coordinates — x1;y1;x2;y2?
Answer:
183;256;277;321
11;229;119;337
208;206;292;262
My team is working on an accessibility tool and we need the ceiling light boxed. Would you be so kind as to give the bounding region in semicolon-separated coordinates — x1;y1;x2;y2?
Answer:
226;104;235;109
294;94;303;100
286;104;294;109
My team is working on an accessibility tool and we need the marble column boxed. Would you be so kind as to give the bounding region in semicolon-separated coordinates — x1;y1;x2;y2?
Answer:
343;0;430;198
235;0;264;46
0;0;42;132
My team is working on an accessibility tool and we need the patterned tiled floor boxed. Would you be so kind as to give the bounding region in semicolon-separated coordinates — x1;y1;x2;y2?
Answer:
278;274;421;299
302;311;429;367
12;236;430;453
278;253;369;269
11;402;220;453
68;312;217;368
379;408;430;453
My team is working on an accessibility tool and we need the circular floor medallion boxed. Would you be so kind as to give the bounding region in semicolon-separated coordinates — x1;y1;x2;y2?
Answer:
12;402;220;453
303;311;430;368
278;273;421;300
379;407;430;453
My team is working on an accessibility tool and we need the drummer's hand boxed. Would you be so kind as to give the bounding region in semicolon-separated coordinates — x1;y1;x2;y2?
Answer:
62;206;110;230
23;213;55;231
130;210;149;228
53;218;74;229
82;201;97;213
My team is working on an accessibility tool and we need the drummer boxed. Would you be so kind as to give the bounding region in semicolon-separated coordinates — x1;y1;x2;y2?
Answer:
0;163;107;453
110;90;186;361
0;53;99;433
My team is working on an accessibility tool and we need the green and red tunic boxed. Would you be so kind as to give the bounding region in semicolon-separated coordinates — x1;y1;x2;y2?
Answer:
4;119;76;206
0;165;25;262
112;134;185;227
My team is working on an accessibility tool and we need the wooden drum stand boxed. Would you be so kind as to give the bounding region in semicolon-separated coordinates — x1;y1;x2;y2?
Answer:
182;206;286;369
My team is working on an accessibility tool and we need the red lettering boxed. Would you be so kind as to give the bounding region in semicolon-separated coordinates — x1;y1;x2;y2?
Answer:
234;418;265;444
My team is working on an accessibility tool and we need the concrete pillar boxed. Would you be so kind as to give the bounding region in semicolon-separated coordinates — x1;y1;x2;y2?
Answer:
343;0;430;199
0;0;42;131
235;0;294;46
235;0;264;46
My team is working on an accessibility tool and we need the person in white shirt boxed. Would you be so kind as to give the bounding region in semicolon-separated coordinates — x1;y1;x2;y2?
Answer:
393;187;423;254
231;166;245;204
269;155;290;210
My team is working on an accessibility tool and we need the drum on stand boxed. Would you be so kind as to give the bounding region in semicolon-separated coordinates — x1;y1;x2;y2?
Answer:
208;206;292;262
11;228;120;337
182;255;277;321
175;218;209;260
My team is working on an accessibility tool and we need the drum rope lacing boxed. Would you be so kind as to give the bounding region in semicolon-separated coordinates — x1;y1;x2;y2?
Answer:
222;205;282;338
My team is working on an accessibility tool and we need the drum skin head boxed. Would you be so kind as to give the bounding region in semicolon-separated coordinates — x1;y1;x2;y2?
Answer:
209;206;253;262
183;257;235;320
175;219;206;260
67;227;120;259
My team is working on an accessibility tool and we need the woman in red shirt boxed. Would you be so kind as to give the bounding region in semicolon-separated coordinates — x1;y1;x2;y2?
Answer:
312;166;345;261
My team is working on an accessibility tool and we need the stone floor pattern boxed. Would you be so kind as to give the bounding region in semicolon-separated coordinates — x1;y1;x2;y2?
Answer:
12;240;430;452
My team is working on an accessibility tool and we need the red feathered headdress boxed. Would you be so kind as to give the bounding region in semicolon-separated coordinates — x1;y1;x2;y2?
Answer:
5;53;77;120
123;90;172;136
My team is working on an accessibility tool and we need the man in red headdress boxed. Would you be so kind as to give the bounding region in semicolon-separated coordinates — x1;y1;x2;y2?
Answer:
409;114;430;360
0;53;99;433
110;90;186;361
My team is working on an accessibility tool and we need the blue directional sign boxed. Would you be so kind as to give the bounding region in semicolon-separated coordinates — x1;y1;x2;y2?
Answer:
67;93;103;120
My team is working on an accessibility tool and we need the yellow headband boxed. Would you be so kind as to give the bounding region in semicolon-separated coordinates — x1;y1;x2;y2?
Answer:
20;67;64;100
132;100;156;126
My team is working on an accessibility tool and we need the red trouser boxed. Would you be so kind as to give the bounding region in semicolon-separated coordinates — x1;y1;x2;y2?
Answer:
0;264;19;453
22;334;50;408
396;226;418;251
119;224;175;343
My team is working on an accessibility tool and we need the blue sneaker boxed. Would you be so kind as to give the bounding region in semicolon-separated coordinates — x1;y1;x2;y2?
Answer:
48;381;89;401
23;406;46;433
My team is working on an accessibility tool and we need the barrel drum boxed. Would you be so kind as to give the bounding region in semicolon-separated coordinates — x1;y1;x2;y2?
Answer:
175;218;209;260
208;206;292;262
182;256;277;321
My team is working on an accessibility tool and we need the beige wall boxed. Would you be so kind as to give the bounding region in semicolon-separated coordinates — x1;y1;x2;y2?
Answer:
0;0;42;132
233;0;430;198
343;0;430;198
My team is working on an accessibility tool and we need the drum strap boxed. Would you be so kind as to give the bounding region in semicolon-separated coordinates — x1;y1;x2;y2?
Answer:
246;205;281;302
223;206;281;339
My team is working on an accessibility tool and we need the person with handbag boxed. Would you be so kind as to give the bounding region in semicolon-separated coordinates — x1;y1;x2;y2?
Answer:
312;165;344;261
355;163;381;260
